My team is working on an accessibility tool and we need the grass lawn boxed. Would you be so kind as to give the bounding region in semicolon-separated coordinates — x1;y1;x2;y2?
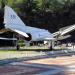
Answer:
0;50;47;60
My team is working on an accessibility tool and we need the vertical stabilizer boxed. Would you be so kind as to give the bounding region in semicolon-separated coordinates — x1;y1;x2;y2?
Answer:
4;5;29;37
4;5;26;28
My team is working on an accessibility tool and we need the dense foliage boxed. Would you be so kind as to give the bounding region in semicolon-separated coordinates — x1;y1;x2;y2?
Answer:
0;0;75;32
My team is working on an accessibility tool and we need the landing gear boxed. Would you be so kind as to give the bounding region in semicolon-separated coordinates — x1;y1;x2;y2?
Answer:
16;44;20;50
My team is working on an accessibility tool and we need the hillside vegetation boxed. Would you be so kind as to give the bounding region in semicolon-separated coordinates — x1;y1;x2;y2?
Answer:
0;0;75;32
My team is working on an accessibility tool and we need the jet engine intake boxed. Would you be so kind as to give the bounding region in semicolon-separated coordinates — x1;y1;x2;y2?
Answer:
24;33;32;41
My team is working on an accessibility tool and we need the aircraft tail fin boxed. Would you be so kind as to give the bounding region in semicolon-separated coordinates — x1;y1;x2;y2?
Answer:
4;5;26;28
4;5;29;38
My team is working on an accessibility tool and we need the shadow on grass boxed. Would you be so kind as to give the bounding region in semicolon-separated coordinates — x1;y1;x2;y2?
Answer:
0;48;51;51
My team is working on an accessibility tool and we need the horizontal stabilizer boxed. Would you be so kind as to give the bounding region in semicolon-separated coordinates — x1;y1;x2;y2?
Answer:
5;26;29;38
12;29;29;37
0;37;17;40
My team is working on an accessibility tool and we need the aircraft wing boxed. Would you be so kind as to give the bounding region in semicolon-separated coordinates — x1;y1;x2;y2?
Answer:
61;25;75;35
53;25;75;36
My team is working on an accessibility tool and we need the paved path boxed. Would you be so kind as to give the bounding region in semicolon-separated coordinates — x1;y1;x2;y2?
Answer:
0;54;75;75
